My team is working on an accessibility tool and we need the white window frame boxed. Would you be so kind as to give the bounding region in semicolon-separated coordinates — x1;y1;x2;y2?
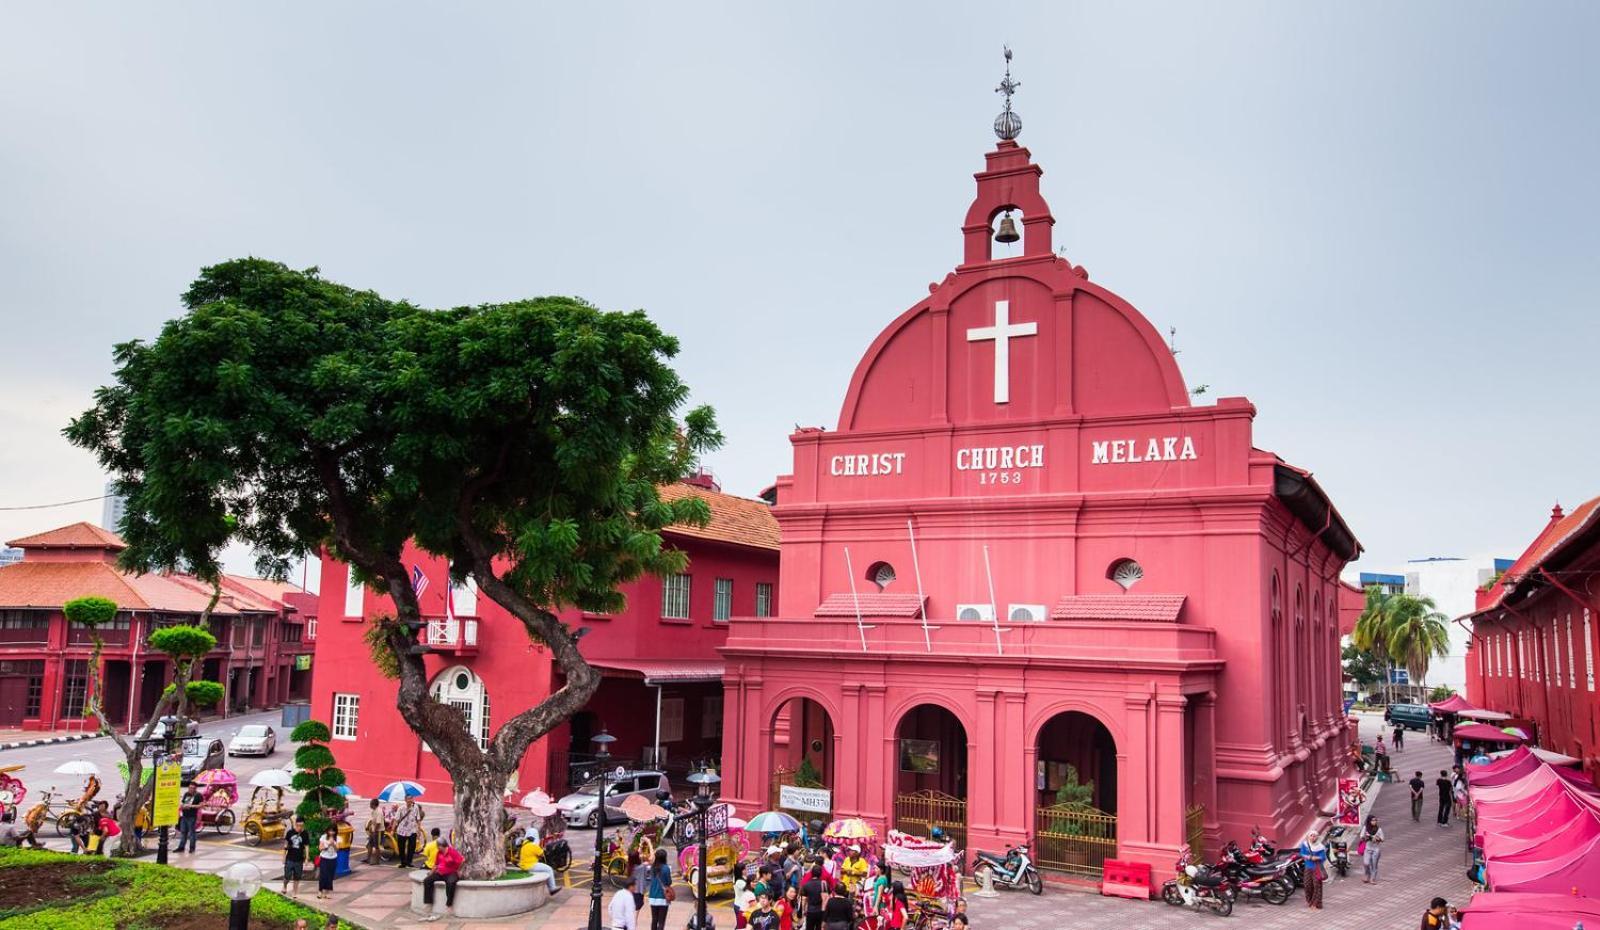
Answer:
1586;609;1594;692
713;578;734;622
332;693;360;740
754;582;773;618
1567;614;1577;688
702;695;724;739
659;697;685;743
1553;620;1562;686
429;666;490;751
661;574;691;620
344;568;364;619
450;570;479;617
306;618;318;641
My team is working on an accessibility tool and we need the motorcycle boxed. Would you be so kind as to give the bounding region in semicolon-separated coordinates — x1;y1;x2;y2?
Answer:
971;842;1043;895
1241;828;1304;888
1160;846;1234;917
1217;842;1292;905
1326;826;1351;877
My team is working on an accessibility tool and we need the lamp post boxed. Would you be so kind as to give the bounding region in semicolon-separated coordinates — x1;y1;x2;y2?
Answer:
134;714;180;865
687;767;721;930
585;730;616;930
220;860;263;930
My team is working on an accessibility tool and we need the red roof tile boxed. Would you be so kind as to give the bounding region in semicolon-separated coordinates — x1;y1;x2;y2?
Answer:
658;483;779;551
1479;496;1600;612
6;522;126;550
1052;594;1186;623
814;593;926;618
0;561;284;615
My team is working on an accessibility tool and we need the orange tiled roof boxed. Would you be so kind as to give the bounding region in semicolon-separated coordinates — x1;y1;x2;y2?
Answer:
0;561;284;615
1479;495;1600;611
6;521;127;550
1053;594;1187;623
814;593;926;618
658;483;779;551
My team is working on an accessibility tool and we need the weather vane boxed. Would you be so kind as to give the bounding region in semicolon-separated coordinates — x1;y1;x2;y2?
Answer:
994;45;1022;140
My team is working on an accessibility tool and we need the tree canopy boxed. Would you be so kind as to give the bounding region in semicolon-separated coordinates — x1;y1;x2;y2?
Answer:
1352;586;1451;695
62;596;118;626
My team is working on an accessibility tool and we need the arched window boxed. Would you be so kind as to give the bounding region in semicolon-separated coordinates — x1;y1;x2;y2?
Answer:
867;562;897;592
1108;559;1144;591
431;666;490;750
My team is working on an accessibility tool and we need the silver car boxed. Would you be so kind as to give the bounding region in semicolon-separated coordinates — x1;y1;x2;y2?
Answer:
227;724;278;757
557;770;670;828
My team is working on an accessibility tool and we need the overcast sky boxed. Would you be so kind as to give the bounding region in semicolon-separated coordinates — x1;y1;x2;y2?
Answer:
2;2;1595;586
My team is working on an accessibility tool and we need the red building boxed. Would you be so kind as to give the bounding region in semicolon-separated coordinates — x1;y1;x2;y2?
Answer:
1464;497;1600;780
716;125;1361;878
0;522;315;730
309;476;779;799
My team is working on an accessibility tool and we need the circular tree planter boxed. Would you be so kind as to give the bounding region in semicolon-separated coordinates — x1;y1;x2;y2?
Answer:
408;870;552;919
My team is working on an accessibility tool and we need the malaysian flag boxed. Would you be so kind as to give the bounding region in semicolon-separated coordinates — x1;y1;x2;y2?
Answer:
411;564;430;597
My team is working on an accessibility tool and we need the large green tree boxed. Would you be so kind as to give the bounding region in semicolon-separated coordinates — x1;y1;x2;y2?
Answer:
1352;587;1451;702
66;259;718;878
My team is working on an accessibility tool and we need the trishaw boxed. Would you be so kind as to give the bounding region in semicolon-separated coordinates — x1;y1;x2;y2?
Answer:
192;769;239;835
45;773;100;836
242;786;291;845
507;789;572;873
679;809;757;900
0;765;27;820
882;830;960;930
604;794;674;885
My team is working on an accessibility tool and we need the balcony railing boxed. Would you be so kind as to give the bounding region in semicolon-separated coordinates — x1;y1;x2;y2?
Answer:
425;617;479;652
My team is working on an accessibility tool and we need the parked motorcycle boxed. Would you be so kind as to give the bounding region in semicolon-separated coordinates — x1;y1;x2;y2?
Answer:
1217;842;1292;905
1160;847;1234;917
1241;827;1305;888
1327;826;1351;878
971;842;1043;895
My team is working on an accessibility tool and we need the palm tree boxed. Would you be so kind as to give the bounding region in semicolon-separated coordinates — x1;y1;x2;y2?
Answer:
1384;595;1451;698
1352;587;1399;702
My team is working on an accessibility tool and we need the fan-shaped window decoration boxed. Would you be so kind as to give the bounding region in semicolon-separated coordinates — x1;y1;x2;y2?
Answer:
430;665;490;751
1108;559;1144;591
868;562;897;592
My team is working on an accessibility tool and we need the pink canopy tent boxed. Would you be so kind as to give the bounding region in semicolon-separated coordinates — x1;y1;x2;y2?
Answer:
1431;693;1478;714
1487;830;1600;895
1465;892;1600;917
1465;911;1600;930
1456;723;1527;745
1475;784;1600;848
1473;766;1570;805
1487;811;1600;862
1470;746;1545;788
1481;808;1600;860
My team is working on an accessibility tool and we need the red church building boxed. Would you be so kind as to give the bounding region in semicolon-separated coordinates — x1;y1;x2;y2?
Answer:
716;96;1361;878
309;475;779;799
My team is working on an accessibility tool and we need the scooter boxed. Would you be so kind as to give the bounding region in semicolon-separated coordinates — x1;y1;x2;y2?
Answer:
1327;826;1351;877
1242;828;1305;887
971;842;1043;895
1160;847;1234;917
1217;842;1292;905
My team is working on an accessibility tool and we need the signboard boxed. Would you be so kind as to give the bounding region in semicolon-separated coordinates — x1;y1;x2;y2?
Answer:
1388;669;1411;685
152;761;182;828
778;784;832;814
294;654;312;671
672;801;731;848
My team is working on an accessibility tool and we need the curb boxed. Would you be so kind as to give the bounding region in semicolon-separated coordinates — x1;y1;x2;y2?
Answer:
0;731;104;751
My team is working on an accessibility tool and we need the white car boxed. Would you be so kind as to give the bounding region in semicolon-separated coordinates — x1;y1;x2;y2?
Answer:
227;724;278;757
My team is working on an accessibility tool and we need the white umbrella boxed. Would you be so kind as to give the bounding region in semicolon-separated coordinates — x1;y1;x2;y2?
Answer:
54;760;101;778
249;769;295;788
377;780;425;802
519;790;559;817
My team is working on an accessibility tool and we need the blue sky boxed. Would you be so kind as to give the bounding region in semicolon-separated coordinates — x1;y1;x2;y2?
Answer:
1;2;1595;580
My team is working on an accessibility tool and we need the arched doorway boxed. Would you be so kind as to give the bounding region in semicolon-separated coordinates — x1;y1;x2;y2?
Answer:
430;665;490;750
1034;711;1117;878
891;704;968;850
769;696;834;820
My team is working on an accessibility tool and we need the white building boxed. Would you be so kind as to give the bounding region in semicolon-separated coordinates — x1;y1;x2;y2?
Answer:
0;547;21;567
1361;556;1512;694
101;479;127;533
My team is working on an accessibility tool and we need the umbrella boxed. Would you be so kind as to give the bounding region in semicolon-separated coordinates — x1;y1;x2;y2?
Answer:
618;793;670;823
1502;726;1532;740
0;765;23;775
54;760;101;778
519;790;559;817
249;769;294;788
823;818;876;840
377;780;425;802
193;769;237;787
728;816;748;831
744;811;802;834
334;785;352;796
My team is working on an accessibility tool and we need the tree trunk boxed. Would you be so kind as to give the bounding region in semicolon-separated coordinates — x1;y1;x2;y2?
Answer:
452;767;508;881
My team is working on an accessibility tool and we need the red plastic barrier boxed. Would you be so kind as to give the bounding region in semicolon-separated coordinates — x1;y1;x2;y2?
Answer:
1100;859;1152;900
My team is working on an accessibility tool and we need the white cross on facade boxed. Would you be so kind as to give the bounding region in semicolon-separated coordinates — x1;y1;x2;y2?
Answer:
966;300;1037;404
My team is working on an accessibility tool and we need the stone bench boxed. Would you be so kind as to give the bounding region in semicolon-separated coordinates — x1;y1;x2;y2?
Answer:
408;868;552;919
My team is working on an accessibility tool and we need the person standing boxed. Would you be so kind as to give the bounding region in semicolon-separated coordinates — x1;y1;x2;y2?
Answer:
610;875;638;930
631;853;651;912
316;825;340;900
1409;771;1427;823
1297;829;1327;909
801;866;827;930
778;884;802;930
1422;896;1450;929
1436;770;1455;826
282;817;312;896
840;845;869;894
177;785;204;854
1393;723;1405;751
394;798;423;869
822;888;854;930
364;799;384;865
421;836;465;922
1360;815;1384;884
748;892;781;930
646;847;673;930
884;882;911;930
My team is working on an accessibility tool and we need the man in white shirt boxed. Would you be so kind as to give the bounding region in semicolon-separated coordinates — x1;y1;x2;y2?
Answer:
609;874;638;930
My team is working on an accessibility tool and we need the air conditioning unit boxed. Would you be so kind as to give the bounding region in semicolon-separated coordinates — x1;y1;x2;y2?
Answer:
956;604;994;622
1008;604;1047;623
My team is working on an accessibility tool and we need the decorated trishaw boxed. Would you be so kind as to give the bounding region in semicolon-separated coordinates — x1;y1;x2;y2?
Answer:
0;765;27;820
882;830;960;930
192;769;239;834
242;768;295;845
679;806;753;900
509;790;571;872
603;793;675;884
47;761;102;836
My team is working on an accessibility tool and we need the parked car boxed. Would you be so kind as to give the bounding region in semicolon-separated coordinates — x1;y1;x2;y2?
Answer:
227;724;277;757
180;738;227;783
557;770;670;828
1388;703;1432;731
141;717;203;757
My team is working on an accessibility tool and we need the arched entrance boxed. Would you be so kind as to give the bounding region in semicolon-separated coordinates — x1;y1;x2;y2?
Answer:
1034;711;1118;878
891;704;968;850
769;696;834;820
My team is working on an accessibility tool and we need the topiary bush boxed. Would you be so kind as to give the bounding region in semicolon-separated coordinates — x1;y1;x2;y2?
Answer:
62;596;118;627
147;624;217;660
291;719;347;837
161;680;225;709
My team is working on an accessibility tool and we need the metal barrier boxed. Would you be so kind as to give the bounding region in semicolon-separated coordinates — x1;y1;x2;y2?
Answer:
1034;803;1117;878
1185;803;1206;861
893;789;968;853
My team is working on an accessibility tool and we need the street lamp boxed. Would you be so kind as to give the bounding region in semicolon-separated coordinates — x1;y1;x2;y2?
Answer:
585;730;616;930
220;860;263;930
687;767;721;930
133;714;181;864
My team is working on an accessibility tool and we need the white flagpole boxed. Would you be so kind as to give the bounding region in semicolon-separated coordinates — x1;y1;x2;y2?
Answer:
907;519;934;653
983;544;1006;656
844;547;873;653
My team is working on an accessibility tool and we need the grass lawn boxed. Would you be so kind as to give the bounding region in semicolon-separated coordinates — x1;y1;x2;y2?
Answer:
0;847;358;929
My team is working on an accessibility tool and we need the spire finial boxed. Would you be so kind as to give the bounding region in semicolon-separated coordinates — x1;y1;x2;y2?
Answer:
994;46;1022;141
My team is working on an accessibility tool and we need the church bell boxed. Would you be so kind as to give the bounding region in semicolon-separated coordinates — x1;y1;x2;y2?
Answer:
994;212;1020;244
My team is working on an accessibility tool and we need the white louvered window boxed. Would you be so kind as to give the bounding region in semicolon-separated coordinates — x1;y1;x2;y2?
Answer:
754;582;773;618
450;568;479;616
332;693;360;740
661;574;691;620
1586;609;1595;692
344;568;364;619
660;697;685;743
713;578;733;621
1554;621;1563;686
430;667;490;751
1568;614;1578;688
